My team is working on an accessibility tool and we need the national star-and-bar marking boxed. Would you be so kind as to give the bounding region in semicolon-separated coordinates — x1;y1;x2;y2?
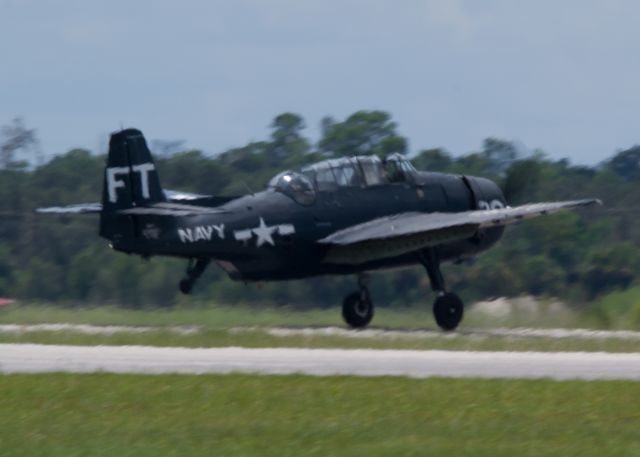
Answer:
252;217;276;247
233;218;295;247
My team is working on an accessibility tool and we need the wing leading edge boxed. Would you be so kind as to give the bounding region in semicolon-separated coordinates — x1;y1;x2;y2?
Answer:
319;199;601;264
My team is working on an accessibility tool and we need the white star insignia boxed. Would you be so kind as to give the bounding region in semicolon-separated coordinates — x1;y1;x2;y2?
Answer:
252;217;276;247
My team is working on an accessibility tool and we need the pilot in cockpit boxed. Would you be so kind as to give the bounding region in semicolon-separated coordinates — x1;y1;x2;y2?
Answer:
383;157;404;183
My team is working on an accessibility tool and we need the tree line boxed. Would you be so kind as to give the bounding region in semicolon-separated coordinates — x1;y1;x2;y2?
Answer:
0;111;638;309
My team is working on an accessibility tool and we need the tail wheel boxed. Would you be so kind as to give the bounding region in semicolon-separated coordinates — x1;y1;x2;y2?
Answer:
342;291;374;328
433;292;464;331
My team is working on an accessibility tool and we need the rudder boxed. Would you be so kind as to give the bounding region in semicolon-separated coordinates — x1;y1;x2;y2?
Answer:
101;128;165;211
100;128;166;245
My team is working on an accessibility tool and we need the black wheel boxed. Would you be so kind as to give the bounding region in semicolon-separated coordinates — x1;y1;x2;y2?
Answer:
342;291;374;328
179;279;193;295
433;292;464;331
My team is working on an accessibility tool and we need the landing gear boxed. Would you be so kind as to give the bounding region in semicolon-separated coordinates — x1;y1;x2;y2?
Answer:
342;273;374;328
418;248;464;331
178;258;210;294
179;278;193;294
433;292;464;331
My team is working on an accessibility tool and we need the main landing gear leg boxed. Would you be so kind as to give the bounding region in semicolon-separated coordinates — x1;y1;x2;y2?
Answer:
179;258;210;294
342;273;374;328
418;248;464;331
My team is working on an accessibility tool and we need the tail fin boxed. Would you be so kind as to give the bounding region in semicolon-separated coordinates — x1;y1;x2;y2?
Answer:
100;128;166;244
101;128;165;211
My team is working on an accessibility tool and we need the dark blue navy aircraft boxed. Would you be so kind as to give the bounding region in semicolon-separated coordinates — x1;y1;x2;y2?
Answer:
39;129;600;330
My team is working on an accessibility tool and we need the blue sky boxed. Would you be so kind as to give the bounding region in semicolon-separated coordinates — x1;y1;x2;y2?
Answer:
1;0;638;163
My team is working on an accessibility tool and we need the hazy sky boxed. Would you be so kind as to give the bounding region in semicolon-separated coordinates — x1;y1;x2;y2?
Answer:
1;0;638;164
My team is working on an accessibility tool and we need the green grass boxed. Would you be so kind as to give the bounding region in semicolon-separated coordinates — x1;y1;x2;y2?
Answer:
0;302;349;328
0;373;639;456
3;303;640;352
0;301;588;330
3;327;640;353
590;286;640;328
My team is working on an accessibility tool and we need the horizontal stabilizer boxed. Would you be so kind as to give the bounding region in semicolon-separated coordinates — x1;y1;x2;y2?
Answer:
37;189;231;215
116;202;227;216
36;203;102;214
163;189;209;201
36;201;226;216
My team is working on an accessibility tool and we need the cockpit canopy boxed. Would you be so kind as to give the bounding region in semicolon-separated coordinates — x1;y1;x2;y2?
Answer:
384;153;417;183
301;157;366;191
301;154;416;191
268;154;417;204
267;171;316;205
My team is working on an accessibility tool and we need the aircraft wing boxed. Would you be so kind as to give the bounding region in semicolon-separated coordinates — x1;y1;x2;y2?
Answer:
319;199;601;264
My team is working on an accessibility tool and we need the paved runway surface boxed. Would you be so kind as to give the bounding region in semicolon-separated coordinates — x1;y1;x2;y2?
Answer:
2;344;640;380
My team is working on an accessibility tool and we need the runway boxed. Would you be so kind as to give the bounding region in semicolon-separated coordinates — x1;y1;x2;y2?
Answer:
2;344;640;380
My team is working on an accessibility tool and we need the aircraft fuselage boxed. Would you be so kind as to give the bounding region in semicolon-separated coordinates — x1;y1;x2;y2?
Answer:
107;171;506;281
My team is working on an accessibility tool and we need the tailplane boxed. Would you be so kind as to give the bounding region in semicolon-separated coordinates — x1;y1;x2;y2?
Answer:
37;128;225;250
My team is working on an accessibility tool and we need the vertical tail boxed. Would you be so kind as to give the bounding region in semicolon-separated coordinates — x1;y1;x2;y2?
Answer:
100;128;166;244
101;128;165;210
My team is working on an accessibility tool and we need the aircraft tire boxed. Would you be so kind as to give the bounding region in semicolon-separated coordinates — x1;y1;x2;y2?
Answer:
433;292;464;331
179;279;193;295
342;291;374;328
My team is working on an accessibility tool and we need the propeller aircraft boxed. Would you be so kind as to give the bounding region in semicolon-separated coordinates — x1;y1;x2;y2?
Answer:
39;128;601;330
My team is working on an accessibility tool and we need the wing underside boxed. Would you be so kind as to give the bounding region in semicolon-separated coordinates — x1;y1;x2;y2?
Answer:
319;199;601;264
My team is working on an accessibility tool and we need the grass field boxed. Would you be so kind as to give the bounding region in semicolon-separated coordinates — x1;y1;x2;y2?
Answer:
3;304;640;352
1;373;639;456
3;327;640;353
0;301;587;330
0;302;349;328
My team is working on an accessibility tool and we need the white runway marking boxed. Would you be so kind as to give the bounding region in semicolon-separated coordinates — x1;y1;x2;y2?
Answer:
2;344;640;380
